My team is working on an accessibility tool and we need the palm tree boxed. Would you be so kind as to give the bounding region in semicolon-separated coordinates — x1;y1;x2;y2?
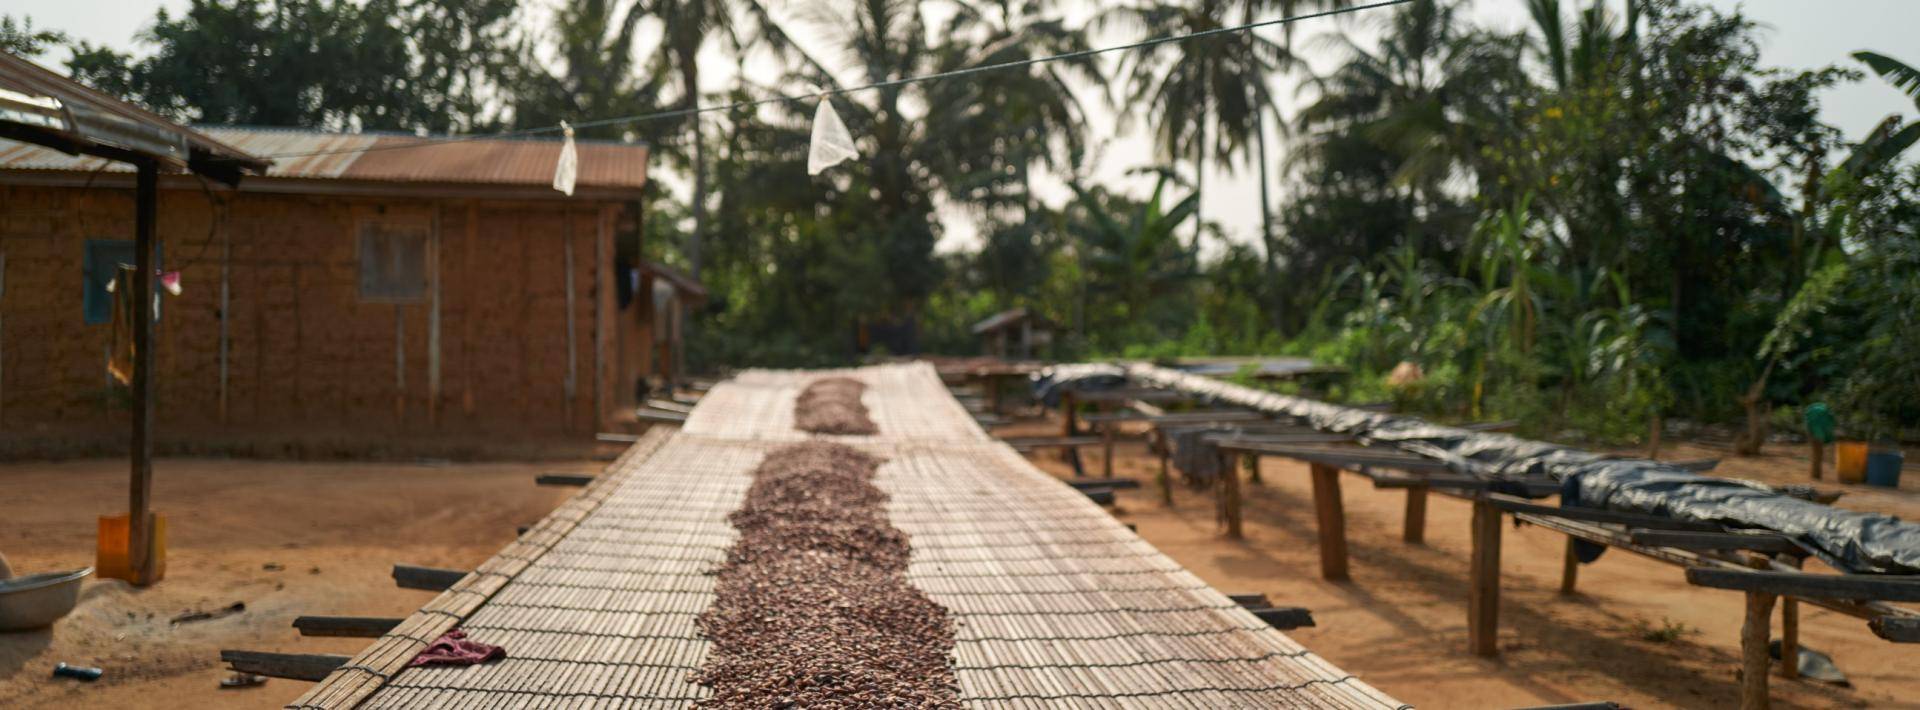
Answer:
1100;0;1291;251
646;0;831;281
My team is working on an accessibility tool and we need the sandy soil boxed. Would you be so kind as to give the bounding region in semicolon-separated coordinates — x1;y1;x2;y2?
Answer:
1002;415;1920;709
0;457;590;709
4;423;1912;709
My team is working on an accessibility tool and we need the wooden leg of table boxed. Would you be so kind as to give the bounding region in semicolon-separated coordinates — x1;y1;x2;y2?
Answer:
1779;556;1801;679
1247;454;1262;485
989;376;1003;415
1102;423;1115;479
1310;463;1348;581
1810;439;1824;481
1469;497;1502;657
1403;484;1428;545
1156;432;1172;506
1743;590;1777;709
1060;392;1077;462
1560;537;1580;595
1221;451;1244;539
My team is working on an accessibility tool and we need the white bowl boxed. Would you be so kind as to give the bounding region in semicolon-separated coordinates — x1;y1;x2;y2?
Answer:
0;567;92;631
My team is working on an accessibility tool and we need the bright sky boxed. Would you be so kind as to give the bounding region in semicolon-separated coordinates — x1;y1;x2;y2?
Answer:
11;0;1918;254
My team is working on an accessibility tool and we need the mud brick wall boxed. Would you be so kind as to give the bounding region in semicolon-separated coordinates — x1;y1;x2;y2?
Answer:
0;183;633;443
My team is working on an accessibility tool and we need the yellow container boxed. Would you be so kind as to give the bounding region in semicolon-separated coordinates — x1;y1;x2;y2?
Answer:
97;513;167;585
1835;441;1870;484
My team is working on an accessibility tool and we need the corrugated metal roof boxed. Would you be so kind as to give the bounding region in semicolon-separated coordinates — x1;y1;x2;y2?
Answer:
0;52;266;175
0;125;646;191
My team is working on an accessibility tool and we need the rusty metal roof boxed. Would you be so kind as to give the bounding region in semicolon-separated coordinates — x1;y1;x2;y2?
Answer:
0;51;266;180
0;124;646;195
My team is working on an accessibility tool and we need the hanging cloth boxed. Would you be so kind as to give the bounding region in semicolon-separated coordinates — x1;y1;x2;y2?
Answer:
552;121;578;196
107;265;137;385
807;97;858;175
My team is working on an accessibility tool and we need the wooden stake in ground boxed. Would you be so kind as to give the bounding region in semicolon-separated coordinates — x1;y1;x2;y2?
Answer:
1310;463;1349;581
1403;484;1428;545
128;158;159;586
1560;538;1581;595
1469;496;1502;657
1742;563;1777;709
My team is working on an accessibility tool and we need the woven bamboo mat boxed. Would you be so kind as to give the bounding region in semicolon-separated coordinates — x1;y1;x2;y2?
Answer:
298;364;1404;709
682;362;988;443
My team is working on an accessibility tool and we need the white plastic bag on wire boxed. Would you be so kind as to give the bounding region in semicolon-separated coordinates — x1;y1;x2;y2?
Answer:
552;121;578;196
807;97;858;175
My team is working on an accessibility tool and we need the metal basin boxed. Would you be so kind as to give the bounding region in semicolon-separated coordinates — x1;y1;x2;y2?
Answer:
0;567;92;631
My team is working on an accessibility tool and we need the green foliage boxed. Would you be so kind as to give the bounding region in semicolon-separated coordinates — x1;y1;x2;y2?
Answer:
0;15;67;57
17;0;1916;439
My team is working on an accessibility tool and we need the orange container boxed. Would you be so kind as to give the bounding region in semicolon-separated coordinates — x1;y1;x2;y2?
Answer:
97;513;167;585
1835;441;1870;484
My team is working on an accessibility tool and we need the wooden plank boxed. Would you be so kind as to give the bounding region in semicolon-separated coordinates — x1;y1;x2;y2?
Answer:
1248;607;1316;630
293;616;403;638
1206;432;1353;446
1490;495;1724;532
595;432;641;443
1069;388;1194;403
1628;530;1801;555
1221;449;1244;539
1310;463;1348;581
222;650;349;682
1155;430;1173;506
1779;556;1801;679
635;407;689;423
391;564;466;591
1066;479;1141;491
1000;436;1102;452
1101;421;1115;478
1560;538;1580;595
1469;497;1502;657
1668;458;1721;472
1081;488;1115;506
1869;616;1920;643
1685;568;1920;602
535;473;595;487
1228;593;1271;607
1741;557;1775;710
1403;485;1428;545
1220;442;1452;472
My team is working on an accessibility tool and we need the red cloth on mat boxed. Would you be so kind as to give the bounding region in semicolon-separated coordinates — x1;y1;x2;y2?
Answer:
406;629;506;668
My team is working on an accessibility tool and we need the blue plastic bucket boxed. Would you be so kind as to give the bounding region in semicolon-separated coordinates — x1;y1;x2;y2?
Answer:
1865;451;1904;488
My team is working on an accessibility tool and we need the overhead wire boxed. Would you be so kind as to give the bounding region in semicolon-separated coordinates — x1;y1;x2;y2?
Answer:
259;0;1412;160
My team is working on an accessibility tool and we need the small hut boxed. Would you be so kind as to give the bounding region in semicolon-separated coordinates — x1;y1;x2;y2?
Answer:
971;307;1054;360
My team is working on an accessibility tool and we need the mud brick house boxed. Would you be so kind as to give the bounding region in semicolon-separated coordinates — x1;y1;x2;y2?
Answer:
0;126;671;455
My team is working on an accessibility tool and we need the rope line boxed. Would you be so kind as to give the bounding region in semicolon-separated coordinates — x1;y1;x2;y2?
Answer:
257;0;1412;159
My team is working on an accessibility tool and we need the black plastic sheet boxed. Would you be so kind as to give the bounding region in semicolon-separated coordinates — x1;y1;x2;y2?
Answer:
1126;363;1920;575
1029;364;1127;408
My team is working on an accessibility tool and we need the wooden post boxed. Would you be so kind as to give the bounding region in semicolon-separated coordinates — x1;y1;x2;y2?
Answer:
1778;556;1801;680
427;206;441;427
1742;587;1776;709
1469;496;1502;657
1560;537;1581;595
462;204;477;415
562;211;577;432
1809;439;1824;481
216;209;229;424
988;373;1003;414
128;159;158;586
1309;463;1348;581
1218;448;1243;538
1247;453;1262;484
1156;430;1173;506
1403;484;1428;545
1101;421;1115;478
1060;391;1077;463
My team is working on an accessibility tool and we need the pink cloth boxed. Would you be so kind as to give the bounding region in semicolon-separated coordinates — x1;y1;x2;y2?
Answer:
406;629;506;668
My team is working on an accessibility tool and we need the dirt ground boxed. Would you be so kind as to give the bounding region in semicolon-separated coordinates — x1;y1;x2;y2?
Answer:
1001;414;1920;709
3;425;1914;710
0;456;590;709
